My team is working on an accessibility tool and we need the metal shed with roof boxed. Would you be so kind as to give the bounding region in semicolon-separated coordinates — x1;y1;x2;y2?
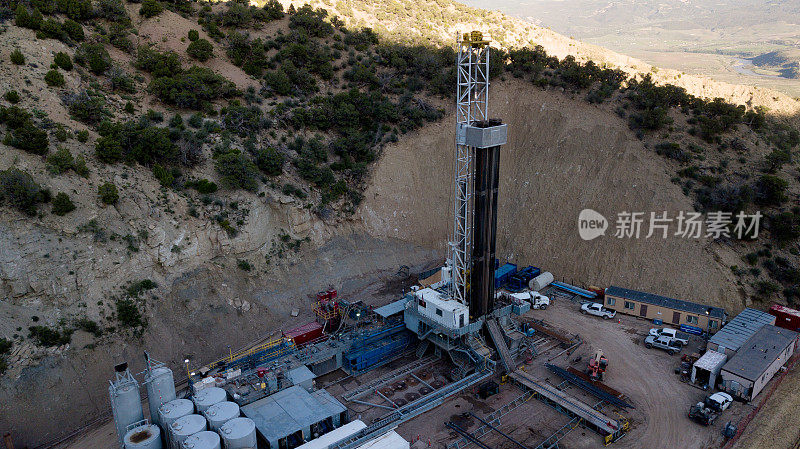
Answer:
240;385;347;449
720;325;798;401
708;308;776;357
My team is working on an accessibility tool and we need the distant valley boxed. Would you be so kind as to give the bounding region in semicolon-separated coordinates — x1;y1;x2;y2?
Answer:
464;0;800;97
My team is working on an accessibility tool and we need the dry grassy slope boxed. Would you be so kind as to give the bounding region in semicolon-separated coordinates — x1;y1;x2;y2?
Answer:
358;78;743;311
282;0;800;120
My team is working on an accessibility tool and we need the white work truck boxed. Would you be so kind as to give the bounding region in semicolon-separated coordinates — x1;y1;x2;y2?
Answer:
580;302;616;319
500;291;551;309
648;327;690;346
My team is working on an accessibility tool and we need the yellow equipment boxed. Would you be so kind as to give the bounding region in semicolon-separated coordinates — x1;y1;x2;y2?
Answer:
461;31;490;48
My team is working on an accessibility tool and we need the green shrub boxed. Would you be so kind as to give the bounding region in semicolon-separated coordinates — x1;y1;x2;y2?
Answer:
116;298;145;328
76;129;89;142
0;338;12;355
98;182;119;205
255;147;283;176
10;49;24;65
53;51;73;71
74;154;89;177
95;119;178;165
149;66;237;110
75;43;111;74
4;91;20;104
46;147;75;174
191;178;218;194
215;151;259;191
0;168;47;215
237;259;252;271
126;279;157;297
63;90;107;124
28;326;72;347
52;192;76;215
186;38;214;62
75;318;102;337
62;19;85;41
188;29;199;42
755;175;789;206
135;46;182;78
654;142;689;163
95;0;130;24
37;18;66;41
139;0;163;18
44;69;66;87
3;121;49;155
769;212;800;242
152;163;175;187
221;102;261;136
14;5;42;30
288;5;332;38
262;0;284;19
57;0;93;21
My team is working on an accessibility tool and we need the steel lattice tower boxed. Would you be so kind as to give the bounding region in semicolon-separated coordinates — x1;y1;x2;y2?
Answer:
449;32;490;307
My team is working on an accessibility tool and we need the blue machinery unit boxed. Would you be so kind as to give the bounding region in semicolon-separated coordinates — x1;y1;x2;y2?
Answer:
506;266;541;292
343;323;413;375
494;263;517;289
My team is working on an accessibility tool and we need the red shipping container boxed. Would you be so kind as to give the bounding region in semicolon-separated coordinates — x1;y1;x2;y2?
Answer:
769;303;800;332
284;321;323;346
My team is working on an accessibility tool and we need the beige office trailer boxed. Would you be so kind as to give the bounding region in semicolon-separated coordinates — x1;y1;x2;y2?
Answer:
604;286;727;333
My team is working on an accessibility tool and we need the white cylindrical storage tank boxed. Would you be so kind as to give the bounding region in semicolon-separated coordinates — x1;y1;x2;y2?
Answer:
170;414;207;447
110;370;145;447
182;431;221;449
529;272;554;292
124;423;162;449
204;401;239;431
219;417;257;449
193;386;226;413
159;398;194;429
145;366;176;427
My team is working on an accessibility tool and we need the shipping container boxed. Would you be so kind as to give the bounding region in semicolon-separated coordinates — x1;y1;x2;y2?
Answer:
769;303;800;332
494;263;518;289
284;322;324;346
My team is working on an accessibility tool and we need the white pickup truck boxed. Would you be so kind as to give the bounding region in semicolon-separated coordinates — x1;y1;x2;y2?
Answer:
649;327;690;346
580;302;616;319
644;335;683;355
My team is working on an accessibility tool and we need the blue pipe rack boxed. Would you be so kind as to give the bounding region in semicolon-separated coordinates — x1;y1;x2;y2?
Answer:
551;281;598;299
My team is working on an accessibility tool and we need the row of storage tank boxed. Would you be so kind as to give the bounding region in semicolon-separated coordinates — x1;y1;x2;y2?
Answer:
110;362;257;449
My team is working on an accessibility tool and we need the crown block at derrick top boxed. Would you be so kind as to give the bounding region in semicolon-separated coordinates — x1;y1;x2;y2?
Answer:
456;122;508;148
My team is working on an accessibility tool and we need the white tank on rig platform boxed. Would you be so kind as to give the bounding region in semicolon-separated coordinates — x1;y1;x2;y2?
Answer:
159;398;194;429
143;353;176;427
219;417;257;449
203;401;239;431
109;362;145;448
181;431;221;449
123;422;162;449
170;414;207;447
193;386;227;413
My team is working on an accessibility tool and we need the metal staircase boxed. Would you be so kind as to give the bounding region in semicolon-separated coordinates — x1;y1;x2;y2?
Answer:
486;318;514;371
